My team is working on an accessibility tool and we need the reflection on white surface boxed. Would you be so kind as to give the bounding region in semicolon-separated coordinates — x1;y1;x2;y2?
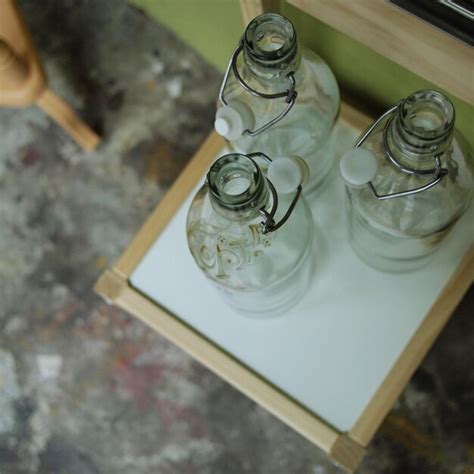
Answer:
130;123;474;431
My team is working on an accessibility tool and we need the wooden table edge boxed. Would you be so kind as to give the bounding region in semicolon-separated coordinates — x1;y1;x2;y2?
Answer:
93;101;472;471
95;267;365;473
349;244;474;445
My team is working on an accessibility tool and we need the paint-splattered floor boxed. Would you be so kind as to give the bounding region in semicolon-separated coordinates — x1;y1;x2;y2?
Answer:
0;1;473;473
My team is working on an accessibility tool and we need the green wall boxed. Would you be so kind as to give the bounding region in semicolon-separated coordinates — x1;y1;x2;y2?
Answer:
133;0;473;146
134;0;243;70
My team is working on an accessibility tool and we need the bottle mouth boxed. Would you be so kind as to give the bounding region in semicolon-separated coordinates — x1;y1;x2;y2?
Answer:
208;154;264;210
244;13;297;66
399;90;455;141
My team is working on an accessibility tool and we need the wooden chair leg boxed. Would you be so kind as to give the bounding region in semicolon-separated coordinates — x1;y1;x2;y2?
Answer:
0;0;100;152
36;89;100;152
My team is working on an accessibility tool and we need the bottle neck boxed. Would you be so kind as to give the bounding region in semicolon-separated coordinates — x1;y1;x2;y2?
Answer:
388;90;455;169
243;13;300;83
208;154;270;221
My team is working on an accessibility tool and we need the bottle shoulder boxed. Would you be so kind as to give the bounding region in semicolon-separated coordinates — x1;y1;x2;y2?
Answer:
298;49;340;98
217;50;340;158
347;134;473;237
186;186;313;290
359;128;474;186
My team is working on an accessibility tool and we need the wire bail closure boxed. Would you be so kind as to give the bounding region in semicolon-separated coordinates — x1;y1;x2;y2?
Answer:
219;38;298;137
246;153;303;234
354;103;448;200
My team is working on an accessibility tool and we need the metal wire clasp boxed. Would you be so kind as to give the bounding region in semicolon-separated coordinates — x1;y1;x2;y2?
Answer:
355;104;448;200
219;38;298;137
247;152;303;234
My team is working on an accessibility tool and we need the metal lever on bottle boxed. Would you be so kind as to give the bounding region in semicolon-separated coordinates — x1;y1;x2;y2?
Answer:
218;38;298;137
247;153;307;234
340;104;449;200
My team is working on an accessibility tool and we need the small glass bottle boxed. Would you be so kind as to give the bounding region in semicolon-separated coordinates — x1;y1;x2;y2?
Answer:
215;13;340;196
186;152;313;317
340;90;473;272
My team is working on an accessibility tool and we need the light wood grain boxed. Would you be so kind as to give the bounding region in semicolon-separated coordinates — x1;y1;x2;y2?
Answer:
350;245;474;446
338;101;372;132
0;0;46;106
94;269;128;304
36;89;100;151
288;0;474;105
0;0;100;151
114;131;226;278
330;434;366;473
239;0;281;25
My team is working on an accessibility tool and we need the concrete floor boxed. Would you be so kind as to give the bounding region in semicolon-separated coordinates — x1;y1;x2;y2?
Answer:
0;1;473;473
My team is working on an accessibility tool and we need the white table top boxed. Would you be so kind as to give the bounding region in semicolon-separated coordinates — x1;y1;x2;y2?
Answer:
130;124;473;432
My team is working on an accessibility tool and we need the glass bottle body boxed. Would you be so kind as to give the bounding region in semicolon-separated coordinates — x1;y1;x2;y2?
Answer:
345;91;473;272
217;14;340;196
186;154;314;317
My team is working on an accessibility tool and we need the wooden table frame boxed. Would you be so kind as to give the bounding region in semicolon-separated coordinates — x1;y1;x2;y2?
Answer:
0;0;100;151
95;100;474;472
96;1;473;471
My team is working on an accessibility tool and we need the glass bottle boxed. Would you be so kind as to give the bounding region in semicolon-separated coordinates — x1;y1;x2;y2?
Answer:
215;13;340;196
186;152;314;317
340;90;473;272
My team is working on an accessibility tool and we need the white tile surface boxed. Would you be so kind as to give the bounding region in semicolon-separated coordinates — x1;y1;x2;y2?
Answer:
130;124;473;431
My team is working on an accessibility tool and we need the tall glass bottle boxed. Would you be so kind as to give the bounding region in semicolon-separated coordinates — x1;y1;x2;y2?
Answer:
215;13;340;196
340;90;473;272
186;152;313;317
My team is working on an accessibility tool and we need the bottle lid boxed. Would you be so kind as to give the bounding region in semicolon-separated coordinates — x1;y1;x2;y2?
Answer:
214;116;232;137
339;148;378;188
215;102;254;141
267;156;308;194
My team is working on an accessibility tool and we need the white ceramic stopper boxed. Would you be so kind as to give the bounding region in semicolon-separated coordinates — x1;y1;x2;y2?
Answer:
267;156;309;194
214;101;254;141
214;116;231;137
339;148;378;188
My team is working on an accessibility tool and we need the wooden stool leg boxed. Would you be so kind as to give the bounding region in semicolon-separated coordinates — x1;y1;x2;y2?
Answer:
0;39;28;86
36;89;100;152
0;0;101;152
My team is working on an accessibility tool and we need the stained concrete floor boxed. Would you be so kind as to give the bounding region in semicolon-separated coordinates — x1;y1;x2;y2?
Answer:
0;1;473;473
